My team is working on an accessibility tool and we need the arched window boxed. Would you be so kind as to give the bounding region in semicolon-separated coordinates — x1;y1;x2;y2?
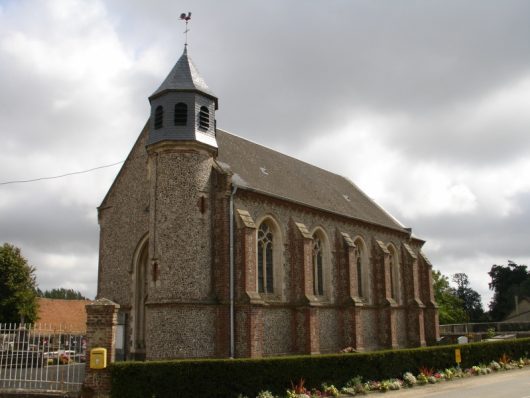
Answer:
257;222;274;293
174;103;187;126
387;244;399;301
154;106;164;130
198;106;209;131
313;236;324;296
354;237;369;302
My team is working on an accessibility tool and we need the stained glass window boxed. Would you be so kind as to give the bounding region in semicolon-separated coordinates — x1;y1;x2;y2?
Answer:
258;223;274;293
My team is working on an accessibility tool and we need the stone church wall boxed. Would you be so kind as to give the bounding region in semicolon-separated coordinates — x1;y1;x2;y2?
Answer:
318;308;341;353
396;308;408;347
145;305;216;359
97;125;150;306
361;309;378;350
262;308;293;355
147;148;214;302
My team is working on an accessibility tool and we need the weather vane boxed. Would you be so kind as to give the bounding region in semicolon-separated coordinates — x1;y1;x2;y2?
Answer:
180;12;192;47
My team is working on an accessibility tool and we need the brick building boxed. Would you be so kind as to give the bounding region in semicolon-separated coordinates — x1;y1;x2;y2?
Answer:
97;46;439;360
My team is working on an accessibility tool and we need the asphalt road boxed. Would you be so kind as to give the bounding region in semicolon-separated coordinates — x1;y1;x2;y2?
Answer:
387;367;530;398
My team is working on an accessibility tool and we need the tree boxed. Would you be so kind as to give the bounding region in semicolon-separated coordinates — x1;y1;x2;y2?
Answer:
488;261;530;321
432;270;467;324
0;243;39;323
452;273;485;322
38;288;87;300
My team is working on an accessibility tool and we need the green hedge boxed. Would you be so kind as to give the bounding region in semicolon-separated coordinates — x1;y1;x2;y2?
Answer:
110;338;530;398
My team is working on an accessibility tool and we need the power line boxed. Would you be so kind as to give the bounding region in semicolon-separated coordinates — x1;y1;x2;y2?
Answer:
0;160;125;186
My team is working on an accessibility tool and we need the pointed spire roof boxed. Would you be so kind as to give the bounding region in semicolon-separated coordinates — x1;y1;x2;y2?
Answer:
150;47;217;107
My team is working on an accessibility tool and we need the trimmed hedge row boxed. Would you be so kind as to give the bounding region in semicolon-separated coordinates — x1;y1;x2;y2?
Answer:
110;338;530;398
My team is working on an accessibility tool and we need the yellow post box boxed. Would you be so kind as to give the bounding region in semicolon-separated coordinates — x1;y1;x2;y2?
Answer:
90;347;107;369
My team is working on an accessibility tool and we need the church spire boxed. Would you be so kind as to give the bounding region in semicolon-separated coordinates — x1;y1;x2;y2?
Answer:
146;17;218;149
149;47;218;109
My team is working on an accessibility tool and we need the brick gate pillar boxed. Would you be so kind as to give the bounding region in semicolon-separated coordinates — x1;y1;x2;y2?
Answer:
82;298;120;398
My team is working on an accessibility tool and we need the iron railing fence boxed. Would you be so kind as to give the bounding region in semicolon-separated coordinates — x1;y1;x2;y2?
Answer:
440;321;530;335
0;323;85;393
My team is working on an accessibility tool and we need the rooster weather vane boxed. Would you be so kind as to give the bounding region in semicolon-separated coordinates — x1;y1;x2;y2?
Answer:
180;12;192;47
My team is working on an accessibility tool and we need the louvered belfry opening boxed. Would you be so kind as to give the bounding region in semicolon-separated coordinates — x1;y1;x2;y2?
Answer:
154;105;164;129
174;102;187;126
198;106;209;131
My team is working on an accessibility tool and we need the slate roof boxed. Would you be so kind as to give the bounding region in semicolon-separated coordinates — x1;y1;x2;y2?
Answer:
36;298;91;333
150;47;217;106
215;130;406;232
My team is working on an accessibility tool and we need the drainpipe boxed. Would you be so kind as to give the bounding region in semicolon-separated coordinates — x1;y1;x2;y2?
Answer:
229;185;238;358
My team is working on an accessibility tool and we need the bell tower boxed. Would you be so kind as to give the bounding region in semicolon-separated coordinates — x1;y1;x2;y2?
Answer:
143;44;220;359
147;46;218;149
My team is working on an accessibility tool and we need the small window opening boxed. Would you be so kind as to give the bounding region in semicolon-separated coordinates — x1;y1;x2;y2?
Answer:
152;261;159;282
174;103;187;126
199;106;209;131
154;106;164;130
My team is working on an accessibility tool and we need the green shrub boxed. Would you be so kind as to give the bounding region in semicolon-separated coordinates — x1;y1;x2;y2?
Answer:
109;338;530;398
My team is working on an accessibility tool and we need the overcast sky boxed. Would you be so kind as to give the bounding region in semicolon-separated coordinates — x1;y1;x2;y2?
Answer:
1;0;529;309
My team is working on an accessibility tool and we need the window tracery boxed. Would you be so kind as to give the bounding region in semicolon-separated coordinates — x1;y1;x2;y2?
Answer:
257;222;274;293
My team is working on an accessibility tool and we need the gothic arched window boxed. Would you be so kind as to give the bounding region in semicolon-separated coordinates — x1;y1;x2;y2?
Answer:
174;103;187;126
354;237;369;302
257;222;274;293
198;106;209;131
154;105;164;130
312;236;324;296
387;244;400;301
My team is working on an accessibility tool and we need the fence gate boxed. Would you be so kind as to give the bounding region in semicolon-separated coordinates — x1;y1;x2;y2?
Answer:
0;323;85;393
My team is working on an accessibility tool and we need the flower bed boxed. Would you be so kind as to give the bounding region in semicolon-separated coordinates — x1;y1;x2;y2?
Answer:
242;356;530;398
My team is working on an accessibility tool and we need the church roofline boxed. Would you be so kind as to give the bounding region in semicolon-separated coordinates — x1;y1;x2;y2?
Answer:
149;46;218;108
216;128;416;238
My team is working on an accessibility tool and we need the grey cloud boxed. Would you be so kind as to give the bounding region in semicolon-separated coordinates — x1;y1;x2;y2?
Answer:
400;191;530;260
0;188;98;255
2;0;530;305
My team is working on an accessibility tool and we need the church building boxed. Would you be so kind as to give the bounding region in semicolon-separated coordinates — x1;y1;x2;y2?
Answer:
97;45;439;360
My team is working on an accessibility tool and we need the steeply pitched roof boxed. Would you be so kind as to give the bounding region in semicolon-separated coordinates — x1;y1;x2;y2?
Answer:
150;47;217;105
36;298;91;333
216;130;406;232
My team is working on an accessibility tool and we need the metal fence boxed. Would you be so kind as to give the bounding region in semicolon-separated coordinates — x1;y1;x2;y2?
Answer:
0;323;85;393
440;321;530;335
